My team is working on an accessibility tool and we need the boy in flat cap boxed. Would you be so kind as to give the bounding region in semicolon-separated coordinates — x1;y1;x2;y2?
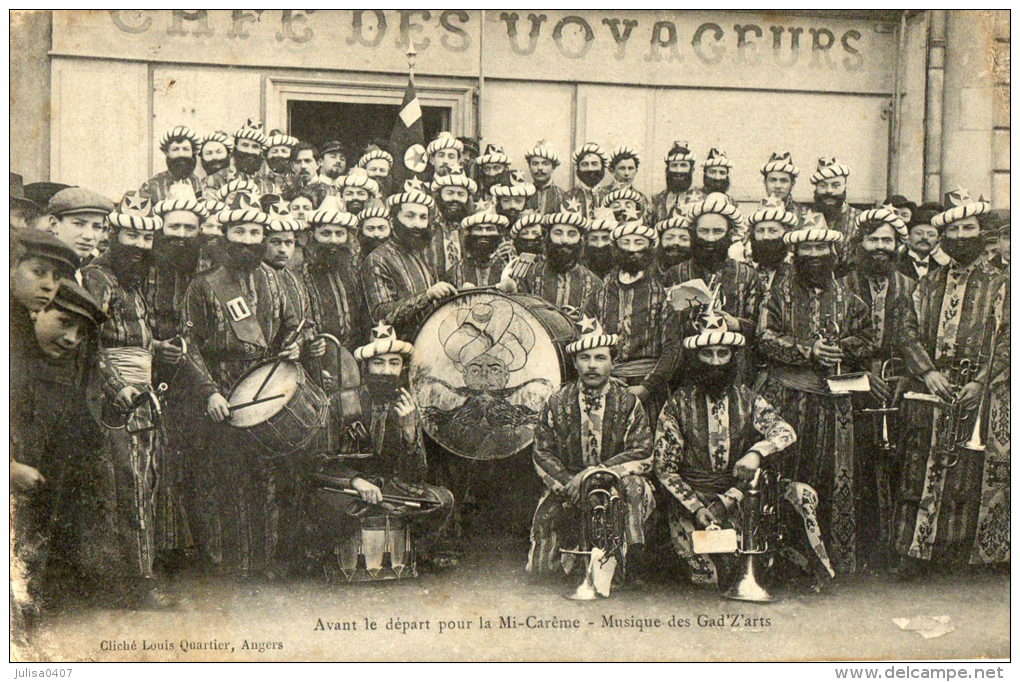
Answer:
45;187;114;267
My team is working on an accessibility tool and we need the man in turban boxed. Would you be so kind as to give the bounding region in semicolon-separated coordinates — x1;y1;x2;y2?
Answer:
651;141;699;225
513;211;603;317
597;146;650;222
141;126;204;202
562;143;609;220
524;141;565;214
428;169;476;276
203;119;285;200
808;156;860;273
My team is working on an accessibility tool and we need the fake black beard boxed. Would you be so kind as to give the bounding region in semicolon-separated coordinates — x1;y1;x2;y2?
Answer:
464;235;500;260
154;236;201;272
794;254;836;288
496;205;522;226
233;150;264;176
813;191;847;221
657;245;690;269
364;373;404;404
225;241;264;273
166;155;197;181
108;242;153;286
751;237;788;269
693;359;739;397
266;156;291;174
308;242;351;272
666;171;693;194
576;169;605;189
201;157;230;176
858;249;896;276
547;243;581;273
583;245;615;278
345;199;366;216
615;247;652;275
480;171;510;195
691;233;730;271
392;224;430;252
358;234;387;257
703;176;730;194
438;200;469;223
513;237;543;255
940;236;986;266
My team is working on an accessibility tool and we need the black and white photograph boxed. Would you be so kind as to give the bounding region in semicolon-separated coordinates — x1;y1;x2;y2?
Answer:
8;8;1011;667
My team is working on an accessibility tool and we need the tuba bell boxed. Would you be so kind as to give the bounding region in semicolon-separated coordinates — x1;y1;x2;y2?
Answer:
724;468;779;603
561;468;627;600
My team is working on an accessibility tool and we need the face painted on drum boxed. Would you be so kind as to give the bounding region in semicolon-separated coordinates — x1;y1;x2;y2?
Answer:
574;347;613;389
462;353;510;392
367;354;405;376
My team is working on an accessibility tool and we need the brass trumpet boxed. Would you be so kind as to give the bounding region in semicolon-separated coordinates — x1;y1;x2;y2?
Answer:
905;358;985;469
858;358;904;454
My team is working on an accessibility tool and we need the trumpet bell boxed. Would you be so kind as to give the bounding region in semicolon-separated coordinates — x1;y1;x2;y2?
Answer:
723;555;775;603
564;547;616;601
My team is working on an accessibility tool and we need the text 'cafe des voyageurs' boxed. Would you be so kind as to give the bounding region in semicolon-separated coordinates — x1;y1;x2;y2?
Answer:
16;10;1009;209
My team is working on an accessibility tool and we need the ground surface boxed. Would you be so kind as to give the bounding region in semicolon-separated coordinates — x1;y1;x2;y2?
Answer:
18;543;1010;663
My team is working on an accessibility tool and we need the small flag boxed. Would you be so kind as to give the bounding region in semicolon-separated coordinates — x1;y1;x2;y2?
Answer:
390;77;426;185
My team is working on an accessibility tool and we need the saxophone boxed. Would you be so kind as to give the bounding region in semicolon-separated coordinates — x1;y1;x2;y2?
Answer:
561;469;627;600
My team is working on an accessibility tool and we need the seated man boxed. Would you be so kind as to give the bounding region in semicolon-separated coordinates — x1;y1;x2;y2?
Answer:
526;316;655;580
654;303;834;591
311;322;455;569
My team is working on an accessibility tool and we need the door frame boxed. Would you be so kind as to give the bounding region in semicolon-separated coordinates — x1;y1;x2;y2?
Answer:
263;75;474;139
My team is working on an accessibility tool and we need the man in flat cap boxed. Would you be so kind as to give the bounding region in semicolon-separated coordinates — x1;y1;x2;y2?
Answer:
524;140;565;215
893;189;1010;574
563;143;609;221
45;187;115;269
756;212;877;576
140;126;204;203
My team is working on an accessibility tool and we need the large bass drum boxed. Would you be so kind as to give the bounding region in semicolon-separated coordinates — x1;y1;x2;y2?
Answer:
410;291;575;460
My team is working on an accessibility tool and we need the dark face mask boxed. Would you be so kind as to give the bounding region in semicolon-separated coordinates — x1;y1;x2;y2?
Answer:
438;199;468;223
308;241;351;271
547;241;582;273
392;223;430;252
666;171;693;194
940;236;986;266
657;244;690;269
345;199;366;216
513;236;543;255
813;190;847;220
577;169;605;189
225;240;264;273
691;233;730;271
166;155;197;181
583;245;615;277
358;233;387;257
858;248;896;276
233;149;263;176
154;235;201;272
751;237;788;269
108;241;153;286
615;247;652;275
794;254;836;288
703;175;730;194
266;156;291;174
694;357;738;397
365;372;404;404
465;234;501;260
201;157;230;176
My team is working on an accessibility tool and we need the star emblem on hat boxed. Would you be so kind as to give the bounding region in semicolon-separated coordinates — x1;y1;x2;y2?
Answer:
509;169;526;184
273;200;290;216
762;195;785;209
243;118;263;132
563;197;582;214
403;178;427;193
404;144;428;174
801;210;828;230
121;192;152;216
946;187;972;207
371;321;395;340
578;315;598;335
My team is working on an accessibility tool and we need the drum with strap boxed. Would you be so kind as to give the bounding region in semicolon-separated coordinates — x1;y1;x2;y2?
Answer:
410;290;574;460
226;358;329;458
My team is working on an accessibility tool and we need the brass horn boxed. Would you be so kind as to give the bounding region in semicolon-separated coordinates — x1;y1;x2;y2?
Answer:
561;469;627;600
724;469;777;603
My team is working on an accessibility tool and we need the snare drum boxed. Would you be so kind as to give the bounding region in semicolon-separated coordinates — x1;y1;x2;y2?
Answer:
410;291;575;460
226;359;328;458
330;515;417;582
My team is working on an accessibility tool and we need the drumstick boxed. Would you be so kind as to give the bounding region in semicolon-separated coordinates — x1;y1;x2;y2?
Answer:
228;393;286;412
251;319;309;401
321;486;439;509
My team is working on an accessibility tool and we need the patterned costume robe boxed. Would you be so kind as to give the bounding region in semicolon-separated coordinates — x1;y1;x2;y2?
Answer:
442;253;511;289
139;171;203;204
515;260;603;319
424;216;465;278
309;385;454;565
650;187;704;225
820;203;862;273
654;383;834;584
362;240;438;337
894;259;1010;564
526;182;566;214
756;272;878;574
645;259;765;397
561;183;601;220
201;164;285;201
593;269;668;386
81;257;163;583
182;262;301;576
527;379;655;575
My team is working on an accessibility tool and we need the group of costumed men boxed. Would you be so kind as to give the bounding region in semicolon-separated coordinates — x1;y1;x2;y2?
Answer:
10;118;1009;623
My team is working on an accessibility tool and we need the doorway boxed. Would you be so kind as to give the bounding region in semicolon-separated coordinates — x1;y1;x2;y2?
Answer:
288;100;450;165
